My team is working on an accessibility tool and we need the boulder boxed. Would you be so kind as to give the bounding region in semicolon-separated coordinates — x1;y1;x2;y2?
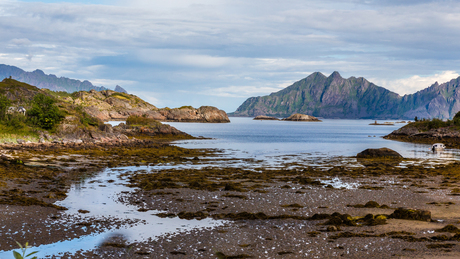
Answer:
389;208;431;222
282;113;321;121
356;148;402;159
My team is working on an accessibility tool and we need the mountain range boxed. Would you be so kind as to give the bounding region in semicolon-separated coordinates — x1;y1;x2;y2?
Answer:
232;71;460;119
0;64;127;93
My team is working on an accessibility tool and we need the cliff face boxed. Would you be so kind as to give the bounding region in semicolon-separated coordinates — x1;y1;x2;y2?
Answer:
0;64;109;93
232;72;460;120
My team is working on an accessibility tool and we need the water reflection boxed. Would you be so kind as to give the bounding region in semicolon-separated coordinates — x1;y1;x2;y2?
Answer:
0;167;225;258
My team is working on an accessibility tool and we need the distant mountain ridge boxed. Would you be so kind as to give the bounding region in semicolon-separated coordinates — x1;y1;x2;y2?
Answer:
0;64;126;93
232;71;460;119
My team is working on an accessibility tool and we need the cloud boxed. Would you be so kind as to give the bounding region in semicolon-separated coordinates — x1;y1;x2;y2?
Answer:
371;71;460;96
9;38;31;46
89;78;137;88
0;0;459;112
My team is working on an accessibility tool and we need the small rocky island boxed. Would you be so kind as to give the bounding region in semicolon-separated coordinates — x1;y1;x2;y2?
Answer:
282;113;321;121
253;115;280;120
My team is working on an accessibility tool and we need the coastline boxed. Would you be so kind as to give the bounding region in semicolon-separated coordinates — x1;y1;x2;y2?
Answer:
3;122;460;258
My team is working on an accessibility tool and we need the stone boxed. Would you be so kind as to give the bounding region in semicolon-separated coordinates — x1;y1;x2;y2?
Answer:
16;139;24;144
389;208;431;222
356;148;403;159
327;226;338;232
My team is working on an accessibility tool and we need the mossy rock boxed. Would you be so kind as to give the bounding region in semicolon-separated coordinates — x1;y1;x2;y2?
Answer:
389;207;431;221
364;201;380;208
436;224;460;233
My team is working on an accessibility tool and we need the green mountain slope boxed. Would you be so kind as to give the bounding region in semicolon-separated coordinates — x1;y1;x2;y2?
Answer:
232;72;460;119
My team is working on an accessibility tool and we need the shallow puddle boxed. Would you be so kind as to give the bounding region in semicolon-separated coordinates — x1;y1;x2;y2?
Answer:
0;166;225;258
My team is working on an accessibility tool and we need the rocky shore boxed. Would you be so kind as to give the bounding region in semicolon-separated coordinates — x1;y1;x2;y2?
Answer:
384;124;460;148
3;139;460;258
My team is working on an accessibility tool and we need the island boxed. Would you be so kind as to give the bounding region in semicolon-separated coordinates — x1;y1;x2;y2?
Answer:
253;115;280;120
282;113;322;121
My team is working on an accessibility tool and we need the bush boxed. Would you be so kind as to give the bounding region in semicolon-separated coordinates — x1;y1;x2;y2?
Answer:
27;93;64;130
0;94;11;121
6;115;26;130
126;115;160;126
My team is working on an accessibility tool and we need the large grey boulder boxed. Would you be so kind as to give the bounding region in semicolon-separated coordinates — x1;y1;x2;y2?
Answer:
357;148;402;159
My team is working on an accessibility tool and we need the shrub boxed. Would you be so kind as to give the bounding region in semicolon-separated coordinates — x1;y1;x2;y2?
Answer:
27;93;64;130
126;115;160;126
0;94;11;121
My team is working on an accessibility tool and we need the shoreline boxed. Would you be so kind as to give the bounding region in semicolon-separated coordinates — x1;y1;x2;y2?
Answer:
3;134;460;258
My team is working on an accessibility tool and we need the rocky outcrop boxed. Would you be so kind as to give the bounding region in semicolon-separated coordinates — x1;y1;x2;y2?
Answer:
384;124;460;148
67;89;156;121
282;113;321;121
114;123;189;137
148;106;230;123
356;148;403;159
65;90;230;123
232;71;460;120
253;115;280;120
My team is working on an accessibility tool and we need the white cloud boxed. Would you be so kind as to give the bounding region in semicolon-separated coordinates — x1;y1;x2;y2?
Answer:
89;78;137;88
371;71;460;95
0;0;460;112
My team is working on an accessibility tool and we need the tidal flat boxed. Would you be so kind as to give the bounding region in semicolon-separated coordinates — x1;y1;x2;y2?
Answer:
2;139;460;258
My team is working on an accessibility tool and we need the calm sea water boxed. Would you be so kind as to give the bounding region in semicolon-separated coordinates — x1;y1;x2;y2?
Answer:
165;117;460;161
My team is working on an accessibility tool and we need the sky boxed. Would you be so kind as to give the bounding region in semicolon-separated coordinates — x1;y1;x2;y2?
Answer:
1;0;460;112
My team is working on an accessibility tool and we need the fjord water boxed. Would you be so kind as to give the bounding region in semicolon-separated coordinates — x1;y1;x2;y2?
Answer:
165;117;459;161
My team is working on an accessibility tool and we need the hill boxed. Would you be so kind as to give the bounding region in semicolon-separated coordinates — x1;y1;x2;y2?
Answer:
0;78;191;143
0;64;114;93
232;72;460;119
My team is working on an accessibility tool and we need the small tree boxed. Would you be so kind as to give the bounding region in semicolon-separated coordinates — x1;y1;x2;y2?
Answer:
0;94;11;121
414;116;418;122
27;93;64;130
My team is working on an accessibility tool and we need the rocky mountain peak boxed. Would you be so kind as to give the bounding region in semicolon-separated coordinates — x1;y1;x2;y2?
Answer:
329;71;342;80
115;85;128;94
232;71;460;119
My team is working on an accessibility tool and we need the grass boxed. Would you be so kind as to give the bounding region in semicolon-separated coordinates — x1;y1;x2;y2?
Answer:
0;126;39;143
126;115;161;127
110;92;131;101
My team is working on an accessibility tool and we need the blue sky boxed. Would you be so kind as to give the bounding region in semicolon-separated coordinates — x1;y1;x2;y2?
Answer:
1;0;460;112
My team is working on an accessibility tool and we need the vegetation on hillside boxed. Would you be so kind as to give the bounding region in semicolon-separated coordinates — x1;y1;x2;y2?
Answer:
126;115;161;127
0;78;103;142
408;112;460;131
